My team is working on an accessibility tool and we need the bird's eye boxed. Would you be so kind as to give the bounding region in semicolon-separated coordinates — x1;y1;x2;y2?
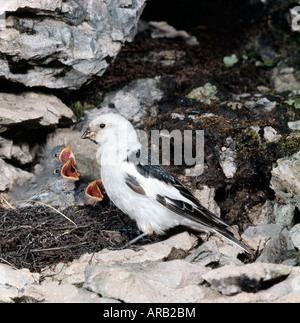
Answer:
99;123;106;129
53;153;59;158
54;169;60;174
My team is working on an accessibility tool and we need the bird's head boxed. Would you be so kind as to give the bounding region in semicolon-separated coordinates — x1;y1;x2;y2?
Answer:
81;113;139;153
59;145;76;164
85;179;105;205
61;160;80;181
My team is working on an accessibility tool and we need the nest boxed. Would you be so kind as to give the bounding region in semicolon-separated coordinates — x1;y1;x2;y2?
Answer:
0;200;154;272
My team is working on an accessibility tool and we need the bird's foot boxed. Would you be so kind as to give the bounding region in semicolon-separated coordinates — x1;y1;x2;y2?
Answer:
107;232;148;251
107;245;145;252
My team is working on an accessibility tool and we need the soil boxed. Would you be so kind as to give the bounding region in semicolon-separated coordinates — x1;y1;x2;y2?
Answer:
1;2;299;271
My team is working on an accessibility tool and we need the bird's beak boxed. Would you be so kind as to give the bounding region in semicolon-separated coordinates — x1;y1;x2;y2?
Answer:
60;145;76;164
82;127;96;140
86;179;105;202
61;160;80;181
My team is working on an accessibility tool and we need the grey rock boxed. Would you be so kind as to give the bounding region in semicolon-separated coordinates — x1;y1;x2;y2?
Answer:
0;0;146;89
0;158;34;192
24;281;113;303
216;138;237;179
149;21;199;46
242;222;294;264
0;230;299;303
271;66;300;93
202;263;292;296
244;97;277;111
78;77;163;129
247;201;273;225
257;228;289;264
186;240;221;266
288;224;300;249
0;264;40;303
193;186;221;217
288;120;300;130
0;92;75;133
171;112;185;121
273;203;296;229
0;137;37;165
0;263;118;303
249;201;296;229
40;232;198;285
269;267;300;302
84;260;209;302
3;0;63;12
275;249;300;267
201;266;300;303
100;77;163;124
271;151;300;208
241;223;283;252
263;126;281;142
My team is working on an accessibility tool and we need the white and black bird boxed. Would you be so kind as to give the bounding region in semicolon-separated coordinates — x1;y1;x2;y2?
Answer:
82;113;251;254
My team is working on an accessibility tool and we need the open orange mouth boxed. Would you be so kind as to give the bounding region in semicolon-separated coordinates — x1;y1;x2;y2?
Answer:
86;179;105;201
61;160;80;181
60;145;76;164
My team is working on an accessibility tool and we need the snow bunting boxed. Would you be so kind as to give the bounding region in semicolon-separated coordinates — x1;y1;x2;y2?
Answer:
82;113;250;253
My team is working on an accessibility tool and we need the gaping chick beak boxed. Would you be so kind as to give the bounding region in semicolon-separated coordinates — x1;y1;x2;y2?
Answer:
61;160;80;181
82;127;97;144
60;145;76;165
86;179;105;202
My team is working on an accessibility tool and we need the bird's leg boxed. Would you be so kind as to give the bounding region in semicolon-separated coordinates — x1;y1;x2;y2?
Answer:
108;232;148;251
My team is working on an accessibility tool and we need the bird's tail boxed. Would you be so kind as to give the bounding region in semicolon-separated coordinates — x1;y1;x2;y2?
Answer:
213;227;251;255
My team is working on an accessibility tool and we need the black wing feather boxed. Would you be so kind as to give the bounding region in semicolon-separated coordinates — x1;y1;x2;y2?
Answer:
156;194;250;253
127;149;250;253
156;194;227;231
125;174;146;196
129;148;229;228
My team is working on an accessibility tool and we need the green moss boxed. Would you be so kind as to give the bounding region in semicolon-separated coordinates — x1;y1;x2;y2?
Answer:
69;93;104;118
190;115;236;135
186;82;219;104
284;97;300;109
69;101;89;118
236;129;263;158
281;135;300;157
227;101;243;110
223;54;239;68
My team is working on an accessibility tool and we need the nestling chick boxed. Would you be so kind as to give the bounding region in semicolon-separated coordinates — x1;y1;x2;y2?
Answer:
74;179;106;206
8;156;80;210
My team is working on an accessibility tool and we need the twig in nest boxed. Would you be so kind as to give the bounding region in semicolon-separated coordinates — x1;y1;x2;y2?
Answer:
0;196;15;210
0;257;18;270
11;200;77;226
30;242;88;253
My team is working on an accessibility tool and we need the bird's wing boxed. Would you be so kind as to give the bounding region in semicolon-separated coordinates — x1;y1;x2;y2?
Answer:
124;149;229;229
124;149;250;254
